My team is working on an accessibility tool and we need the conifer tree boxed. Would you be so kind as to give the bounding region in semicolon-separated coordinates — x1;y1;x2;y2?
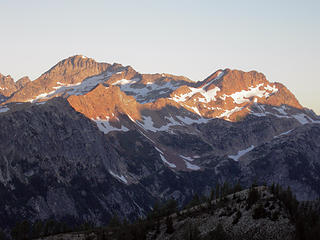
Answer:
165;216;174;234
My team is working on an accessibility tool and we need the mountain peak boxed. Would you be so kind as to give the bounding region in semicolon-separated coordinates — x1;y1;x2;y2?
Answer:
167;68;304;120
66;54;91;61
0;73;13;80
48;55;100;71
5;55;112;103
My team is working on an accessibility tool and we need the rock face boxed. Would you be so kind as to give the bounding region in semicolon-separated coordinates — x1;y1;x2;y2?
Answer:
0;74;30;100
239;123;320;200
67;84;142;121
0;98;155;228
0;55;320;230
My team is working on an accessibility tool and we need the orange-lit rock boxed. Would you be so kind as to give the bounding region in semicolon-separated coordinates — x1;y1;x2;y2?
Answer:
68;84;141;121
6;55;111;103
0;74;30;97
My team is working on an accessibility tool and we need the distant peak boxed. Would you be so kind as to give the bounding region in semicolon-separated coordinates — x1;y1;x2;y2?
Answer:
56;55;96;66
203;68;267;86
64;54;94;62
0;74;13;79
202;69;227;84
41;55;110;77
16;76;31;86
69;54;90;60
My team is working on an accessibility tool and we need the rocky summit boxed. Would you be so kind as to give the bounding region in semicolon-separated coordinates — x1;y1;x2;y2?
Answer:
0;74;30;103
0;55;320;230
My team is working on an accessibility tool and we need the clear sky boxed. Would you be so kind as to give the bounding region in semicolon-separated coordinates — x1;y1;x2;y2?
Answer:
0;0;319;113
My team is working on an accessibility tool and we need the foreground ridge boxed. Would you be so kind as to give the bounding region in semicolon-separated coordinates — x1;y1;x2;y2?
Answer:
30;185;320;240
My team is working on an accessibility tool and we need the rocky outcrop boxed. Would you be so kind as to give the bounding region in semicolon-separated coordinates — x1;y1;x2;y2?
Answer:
67;84;141;121
0;74;30;98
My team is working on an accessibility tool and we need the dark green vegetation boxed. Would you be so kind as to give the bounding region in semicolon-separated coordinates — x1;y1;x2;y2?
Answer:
3;183;320;240
0;219;92;240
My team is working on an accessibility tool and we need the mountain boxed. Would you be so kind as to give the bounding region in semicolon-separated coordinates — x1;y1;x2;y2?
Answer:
0;55;319;230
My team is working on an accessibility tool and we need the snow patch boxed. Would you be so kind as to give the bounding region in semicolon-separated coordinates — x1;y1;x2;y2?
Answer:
137;129;156;143
216;70;225;79
251;109;320;125
218;107;243;119
160;154;176;168
66;74;110;96
164;116;181;125
53;82;81;90
176;116;209;125
184;160;200;170
35;101;46;105
171;71;223;104
171;86;220;104
222;84;278;104
138;116;162;132
0;107;9;113
32;90;56;102
273;106;288;115
229;145;255;161
293;113;311;124
155;147;164;154
274;129;293;138
112;78;134;86
180;155;194;161
109;170;128;184
127;114;135;122
251;112;267;117
137;116;180;132
112;78;179;103
250;110;291;119
265;85;278;92
137;115;209;132
94;118;129;134
188;106;201;116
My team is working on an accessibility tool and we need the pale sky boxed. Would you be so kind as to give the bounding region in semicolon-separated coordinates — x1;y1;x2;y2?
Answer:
0;0;319;113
